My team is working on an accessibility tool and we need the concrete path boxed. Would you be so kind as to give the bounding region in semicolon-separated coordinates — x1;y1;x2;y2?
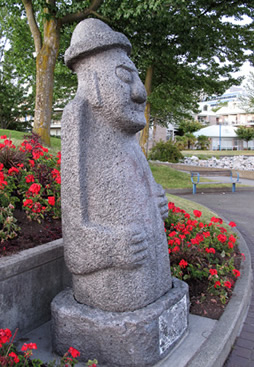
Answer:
173;190;254;367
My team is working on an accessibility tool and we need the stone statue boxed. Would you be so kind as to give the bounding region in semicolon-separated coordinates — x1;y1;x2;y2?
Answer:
61;18;172;312
52;19;189;366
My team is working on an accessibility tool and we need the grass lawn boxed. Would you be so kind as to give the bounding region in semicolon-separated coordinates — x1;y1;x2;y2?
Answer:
0;128;61;154
182;149;254;159
149;162;236;190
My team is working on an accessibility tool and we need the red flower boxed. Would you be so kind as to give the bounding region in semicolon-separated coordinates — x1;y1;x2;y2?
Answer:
214;281;221;288
224;281;232;289
9;352;19;363
25;174;35;183
205;247;215;254
29;160;35;167
217;234;227;243
68;347;80;358
179;259;188;268
193;210;202;218
48;196;55;206
229;234;236;244
21;342;37;351
172;246;180;253
209;269;217;276
8;167;19;175
233;269;240;277
228;241;234;249
28;183;41;195
0;135;7;139
23;199;33;208
203;231;210;238
229;221;236;227
0;328;12;345
211;216;223;224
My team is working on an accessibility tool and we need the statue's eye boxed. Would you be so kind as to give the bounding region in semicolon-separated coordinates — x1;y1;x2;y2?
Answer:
115;67;133;83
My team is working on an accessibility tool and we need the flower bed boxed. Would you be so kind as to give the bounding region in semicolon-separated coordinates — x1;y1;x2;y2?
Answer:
0;134;61;251
165;202;242;318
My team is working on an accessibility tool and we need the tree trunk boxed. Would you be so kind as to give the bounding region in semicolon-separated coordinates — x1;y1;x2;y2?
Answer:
139;65;153;156
33;18;60;146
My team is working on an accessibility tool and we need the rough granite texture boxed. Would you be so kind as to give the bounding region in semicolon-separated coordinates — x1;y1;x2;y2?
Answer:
51;279;189;367
61;18;172;312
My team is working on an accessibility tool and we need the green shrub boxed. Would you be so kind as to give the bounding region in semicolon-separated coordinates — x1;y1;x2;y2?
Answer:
148;140;183;163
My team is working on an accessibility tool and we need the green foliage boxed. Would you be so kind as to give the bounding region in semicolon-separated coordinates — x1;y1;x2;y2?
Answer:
176;120;203;136
148;139;183;163
0;204;20;243
236;126;254;147
241;72;254;112
175;133;197;150
196;135;210;150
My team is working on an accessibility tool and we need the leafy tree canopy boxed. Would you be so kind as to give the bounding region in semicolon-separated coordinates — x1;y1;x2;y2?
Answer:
0;0;253;140
176;120;204;136
236;126;254;145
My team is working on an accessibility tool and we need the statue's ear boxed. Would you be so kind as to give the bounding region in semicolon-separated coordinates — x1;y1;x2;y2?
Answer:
89;71;103;108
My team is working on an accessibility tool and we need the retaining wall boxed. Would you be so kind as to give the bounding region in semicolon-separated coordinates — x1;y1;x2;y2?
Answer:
0;239;71;336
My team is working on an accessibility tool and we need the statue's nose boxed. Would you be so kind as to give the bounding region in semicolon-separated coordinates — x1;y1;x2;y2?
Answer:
131;75;147;104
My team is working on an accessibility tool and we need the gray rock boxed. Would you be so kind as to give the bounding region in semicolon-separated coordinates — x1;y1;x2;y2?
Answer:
61;17;171;313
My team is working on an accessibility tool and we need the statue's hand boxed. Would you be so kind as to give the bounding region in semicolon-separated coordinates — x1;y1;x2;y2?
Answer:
156;185;168;221
112;225;148;269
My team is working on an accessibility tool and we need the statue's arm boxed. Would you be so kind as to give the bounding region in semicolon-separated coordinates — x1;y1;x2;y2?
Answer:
63;220;148;275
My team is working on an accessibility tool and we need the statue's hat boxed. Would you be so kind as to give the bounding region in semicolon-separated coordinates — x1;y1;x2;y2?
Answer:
65;18;131;70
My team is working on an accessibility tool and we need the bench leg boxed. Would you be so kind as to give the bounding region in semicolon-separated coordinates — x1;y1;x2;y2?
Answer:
232;183;236;192
193;184;196;194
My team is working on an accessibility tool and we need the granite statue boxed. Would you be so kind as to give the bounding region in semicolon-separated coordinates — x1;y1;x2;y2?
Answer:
52;19;189;366
61;18;172;312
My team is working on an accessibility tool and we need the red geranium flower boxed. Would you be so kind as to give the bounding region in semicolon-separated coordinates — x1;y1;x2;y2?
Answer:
233;269;240;277
21;342;37;351
28;183;41;195
205;247;215;254
229;221;236;227
214;281;221;288
48;196;55;206
209;269;217;276
9;352;20;363
0;135;7;139
193;210;202;218
8;167;19;175
217;234;227;243
68;347;80;358
224;281;232;289
25;174;35;183
179;259;188;268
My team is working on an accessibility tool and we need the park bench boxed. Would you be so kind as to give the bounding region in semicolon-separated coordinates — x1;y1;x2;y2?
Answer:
190;169;241;194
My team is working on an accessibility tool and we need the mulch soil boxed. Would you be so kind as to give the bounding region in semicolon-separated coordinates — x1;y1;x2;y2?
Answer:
0;211;241;321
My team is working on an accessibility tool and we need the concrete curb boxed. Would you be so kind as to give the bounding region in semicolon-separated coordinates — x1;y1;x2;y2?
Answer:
186;221;253;366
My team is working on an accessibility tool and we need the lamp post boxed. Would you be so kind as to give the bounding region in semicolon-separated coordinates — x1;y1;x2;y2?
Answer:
219;123;221;151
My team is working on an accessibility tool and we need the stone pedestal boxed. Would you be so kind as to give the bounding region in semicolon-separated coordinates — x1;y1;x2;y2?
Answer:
51;278;189;367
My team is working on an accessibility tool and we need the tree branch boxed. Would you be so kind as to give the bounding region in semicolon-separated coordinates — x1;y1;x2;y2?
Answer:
60;0;104;25
22;0;42;54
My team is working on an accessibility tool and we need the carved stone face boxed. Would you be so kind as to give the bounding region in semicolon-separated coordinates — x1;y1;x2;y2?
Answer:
77;48;147;133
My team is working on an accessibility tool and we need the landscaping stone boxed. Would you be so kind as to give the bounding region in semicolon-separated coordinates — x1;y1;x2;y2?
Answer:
52;18;189;366
183;155;254;171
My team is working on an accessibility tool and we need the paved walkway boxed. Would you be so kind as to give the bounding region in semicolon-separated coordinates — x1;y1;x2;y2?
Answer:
173;190;254;366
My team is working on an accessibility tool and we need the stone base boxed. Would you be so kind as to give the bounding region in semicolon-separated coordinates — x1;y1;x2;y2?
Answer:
51;278;189;367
